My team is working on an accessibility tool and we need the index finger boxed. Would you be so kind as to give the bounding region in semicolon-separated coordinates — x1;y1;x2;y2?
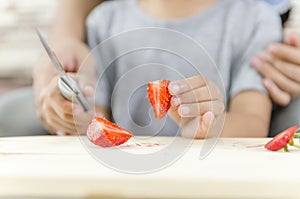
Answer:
169;76;207;95
268;43;300;65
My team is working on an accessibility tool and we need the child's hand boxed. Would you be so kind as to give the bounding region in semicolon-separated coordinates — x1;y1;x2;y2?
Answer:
33;39;94;135
168;76;225;139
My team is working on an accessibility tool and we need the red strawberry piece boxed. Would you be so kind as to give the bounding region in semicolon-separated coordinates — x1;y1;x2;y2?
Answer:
147;80;172;119
265;126;298;151
87;117;133;148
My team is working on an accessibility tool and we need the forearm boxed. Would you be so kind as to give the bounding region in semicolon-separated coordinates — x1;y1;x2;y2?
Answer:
51;0;103;42
34;1;103;94
220;91;272;138
32;58;57;103
221;112;270;137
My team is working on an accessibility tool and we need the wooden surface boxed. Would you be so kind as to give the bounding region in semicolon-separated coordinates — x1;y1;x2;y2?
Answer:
0;136;300;199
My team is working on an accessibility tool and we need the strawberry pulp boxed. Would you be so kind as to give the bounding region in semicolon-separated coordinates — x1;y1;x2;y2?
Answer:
87;117;133;148
147;80;172;119
265;126;300;151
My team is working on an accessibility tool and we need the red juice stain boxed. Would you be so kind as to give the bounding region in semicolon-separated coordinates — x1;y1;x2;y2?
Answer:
136;143;164;147
246;144;265;148
118;142;164;149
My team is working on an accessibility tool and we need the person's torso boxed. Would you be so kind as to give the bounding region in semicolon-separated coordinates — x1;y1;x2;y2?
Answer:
88;0;278;136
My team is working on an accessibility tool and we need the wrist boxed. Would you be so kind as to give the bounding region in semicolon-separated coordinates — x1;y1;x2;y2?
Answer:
32;58;57;95
50;25;85;44
50;13;86;43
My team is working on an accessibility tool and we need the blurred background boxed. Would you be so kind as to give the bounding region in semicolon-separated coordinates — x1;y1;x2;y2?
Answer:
0;0;299;96
0;0;57;95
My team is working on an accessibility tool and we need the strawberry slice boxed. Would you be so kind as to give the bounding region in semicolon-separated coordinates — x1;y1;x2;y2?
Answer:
265;126;298;151
147;80;172;119
87;117;133;148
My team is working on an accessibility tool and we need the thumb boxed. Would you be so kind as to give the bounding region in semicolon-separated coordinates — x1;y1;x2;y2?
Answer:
82;84;95;97
74;51;96;98
58;53;78;72
77;70;95;98
203;111;216;130
198;112;216;138
284;33;300;48
59;54;95;97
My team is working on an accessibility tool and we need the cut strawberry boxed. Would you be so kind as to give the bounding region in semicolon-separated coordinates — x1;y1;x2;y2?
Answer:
87;117;133;148
147;80;172;119
265;126;298;151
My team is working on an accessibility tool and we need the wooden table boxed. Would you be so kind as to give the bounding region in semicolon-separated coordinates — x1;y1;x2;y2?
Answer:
0;136;300;199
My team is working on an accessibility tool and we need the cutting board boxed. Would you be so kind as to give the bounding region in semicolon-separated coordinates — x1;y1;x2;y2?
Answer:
0;136;300;199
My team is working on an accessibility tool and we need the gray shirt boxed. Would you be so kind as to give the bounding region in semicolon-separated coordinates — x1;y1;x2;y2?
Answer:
86;0;282;136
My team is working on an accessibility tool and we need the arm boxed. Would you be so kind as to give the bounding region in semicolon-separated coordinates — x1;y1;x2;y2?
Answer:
33;0;108;135
222;91;272;137
221;0;281;136
34;0;104;96
51;0;103;42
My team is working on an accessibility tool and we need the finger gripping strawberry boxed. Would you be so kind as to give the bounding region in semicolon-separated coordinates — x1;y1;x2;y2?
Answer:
147;80;172;119
87;117;133;147
265;126;299;151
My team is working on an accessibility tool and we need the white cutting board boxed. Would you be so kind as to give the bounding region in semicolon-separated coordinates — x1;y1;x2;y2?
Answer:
0;136;300;199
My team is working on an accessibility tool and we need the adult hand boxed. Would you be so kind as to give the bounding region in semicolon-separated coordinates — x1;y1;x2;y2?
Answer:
252;33;300;106
33;39;95;135
168;76;224;139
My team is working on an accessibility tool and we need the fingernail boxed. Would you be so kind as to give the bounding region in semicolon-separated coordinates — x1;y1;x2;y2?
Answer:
252;58;262;69
204;112;216;126
56;130;65;136
84;86;94;96
172;97;181;106
269;45;278;54
61;54;77;72
67;56;77;71
258;51;271;62
263;79;273;88
169;83;180;94
74;105;83;115
180;106;190;115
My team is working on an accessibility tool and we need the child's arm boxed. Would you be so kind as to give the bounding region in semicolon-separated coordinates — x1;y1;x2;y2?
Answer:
222;91;272;137
217;1;281;137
